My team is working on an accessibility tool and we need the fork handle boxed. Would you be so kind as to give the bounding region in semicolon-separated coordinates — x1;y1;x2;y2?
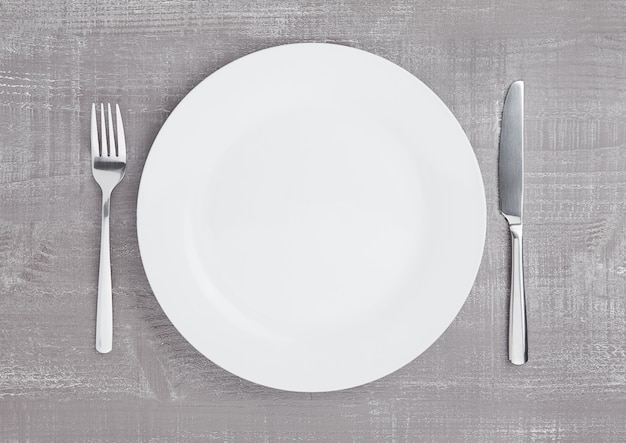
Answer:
508;223;527;365
96;192;113;353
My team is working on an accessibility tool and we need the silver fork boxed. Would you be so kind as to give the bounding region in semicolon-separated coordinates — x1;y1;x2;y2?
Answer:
91;103;126;353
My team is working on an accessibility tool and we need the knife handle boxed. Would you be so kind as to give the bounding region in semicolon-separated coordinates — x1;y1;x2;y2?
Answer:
508;224;528;365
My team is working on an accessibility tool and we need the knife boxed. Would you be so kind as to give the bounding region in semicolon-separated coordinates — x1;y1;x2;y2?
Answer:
499;81;528;365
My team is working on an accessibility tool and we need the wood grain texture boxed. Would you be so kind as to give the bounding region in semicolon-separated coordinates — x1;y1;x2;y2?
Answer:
0;0;625;441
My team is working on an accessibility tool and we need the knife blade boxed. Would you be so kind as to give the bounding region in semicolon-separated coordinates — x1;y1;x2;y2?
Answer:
499;81;524;223
499;81;528;365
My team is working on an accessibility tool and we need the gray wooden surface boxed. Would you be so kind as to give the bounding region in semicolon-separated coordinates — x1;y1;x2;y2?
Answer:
1;0;625;441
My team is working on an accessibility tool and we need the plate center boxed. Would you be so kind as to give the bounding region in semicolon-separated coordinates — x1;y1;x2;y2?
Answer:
189;106;423;329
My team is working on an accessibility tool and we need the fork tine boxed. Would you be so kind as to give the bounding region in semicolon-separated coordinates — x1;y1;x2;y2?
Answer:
107;103;117;157
91;103;99;157
115;104;126;161
100;103;108;156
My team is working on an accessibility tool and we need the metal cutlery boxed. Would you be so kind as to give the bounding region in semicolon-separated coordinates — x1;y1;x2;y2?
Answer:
91;103;127;354
498;81;528;365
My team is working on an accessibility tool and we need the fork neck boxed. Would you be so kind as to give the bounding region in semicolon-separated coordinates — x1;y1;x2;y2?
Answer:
101;194;111;218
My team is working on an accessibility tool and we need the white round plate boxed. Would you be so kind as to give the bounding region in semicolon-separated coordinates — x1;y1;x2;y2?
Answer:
137;43;486;392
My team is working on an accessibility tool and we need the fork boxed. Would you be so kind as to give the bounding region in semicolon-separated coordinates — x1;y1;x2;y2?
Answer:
91;103;126;353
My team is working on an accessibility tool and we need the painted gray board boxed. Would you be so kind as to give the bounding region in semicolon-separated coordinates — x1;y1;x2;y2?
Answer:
0;0;625;441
